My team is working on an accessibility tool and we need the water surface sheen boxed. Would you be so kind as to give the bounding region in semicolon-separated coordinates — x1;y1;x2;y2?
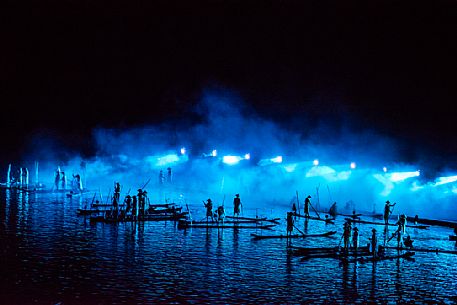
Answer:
1;190;456;304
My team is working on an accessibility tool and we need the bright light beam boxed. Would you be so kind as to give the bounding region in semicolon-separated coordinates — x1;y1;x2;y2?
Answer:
222;155;243;165
388;170;420;182
434;175;457;186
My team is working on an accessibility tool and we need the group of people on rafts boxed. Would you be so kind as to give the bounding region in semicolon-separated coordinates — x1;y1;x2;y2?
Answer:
203;194;243;223
103;182;151;220
287;195;414;257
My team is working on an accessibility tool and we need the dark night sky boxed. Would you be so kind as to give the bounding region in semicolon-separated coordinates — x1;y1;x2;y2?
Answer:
1;0;456;167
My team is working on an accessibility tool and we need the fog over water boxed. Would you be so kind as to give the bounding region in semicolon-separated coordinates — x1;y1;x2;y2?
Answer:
10;90;457;220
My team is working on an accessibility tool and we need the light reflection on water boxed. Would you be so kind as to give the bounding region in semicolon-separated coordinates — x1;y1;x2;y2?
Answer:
1;189;457;304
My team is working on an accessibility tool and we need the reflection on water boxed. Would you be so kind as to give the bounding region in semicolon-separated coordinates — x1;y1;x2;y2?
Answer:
1;189;457;304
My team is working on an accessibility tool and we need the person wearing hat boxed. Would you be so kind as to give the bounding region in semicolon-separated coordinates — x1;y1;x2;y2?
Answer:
286;212;294;237
370;228;378;258
343;221;352;252
397;214;407;235
304;195;312;217
352;227;359;251
137;189;145;219
125;195;132;214
383;200;396;225
233;194;242;218
132;195;138;220
204;198;214;222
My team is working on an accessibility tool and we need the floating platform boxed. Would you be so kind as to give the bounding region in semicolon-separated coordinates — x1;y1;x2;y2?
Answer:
251;230;336;240
345;218;429;229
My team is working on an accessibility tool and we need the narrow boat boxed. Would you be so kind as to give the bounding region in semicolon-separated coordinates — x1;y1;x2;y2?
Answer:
180;219;271;225
449;235;457;241
225;215;281;224
289;245;370;254
300;250;373;261
250;230;336;240
345;218;429;229
340;251;415;263
91;212;188;223
178;221;275;230
405;216;457;229
381;246;457;255
292;213;335;224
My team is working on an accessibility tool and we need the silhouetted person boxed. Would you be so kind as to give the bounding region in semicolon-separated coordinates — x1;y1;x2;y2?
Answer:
397;214;407;234
403;235;414;248
370;228;378;258
292;202;297;215
138;189;145;219
159;170;165;185
72;174;83;192
343;221;351;252
167;167;172;183
414;215;419;225
132;195;138;220
204;198;214;222
217;205;225;223
352;227;359;250
125;195;132;214
383;200;396;224
304;195;311;217
286;212;294;236
233;194;242;217
54;167;61;190
61;172;66;190
114;182;121;202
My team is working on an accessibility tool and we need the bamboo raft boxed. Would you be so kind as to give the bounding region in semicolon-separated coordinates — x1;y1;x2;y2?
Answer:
345;218;429;229
251;230;337;240
177;221;275;230
381;246;457;255
292;213;335;224
224;215;281;224
340;251;416;263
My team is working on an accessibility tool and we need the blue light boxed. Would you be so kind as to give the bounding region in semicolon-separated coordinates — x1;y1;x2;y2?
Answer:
211;150;217;157
180;147;186;155
258;155;283;166
350;162;356;169
389;170;420;182
434;175;457;186
244;153;251;160
383;166;387;173
222;155;242;165
271;156;283;163
313;159;319;166
283;163;298;173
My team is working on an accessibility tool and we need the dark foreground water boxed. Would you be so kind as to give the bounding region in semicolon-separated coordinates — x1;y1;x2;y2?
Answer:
1;189;457;304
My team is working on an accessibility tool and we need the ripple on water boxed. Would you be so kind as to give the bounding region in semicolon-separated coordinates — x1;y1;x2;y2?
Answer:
1;191;457;304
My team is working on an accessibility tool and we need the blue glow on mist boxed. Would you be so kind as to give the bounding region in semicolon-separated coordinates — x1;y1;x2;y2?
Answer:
222;155;243;165
433;175;457;186
21;89;457;221
389;170;420;182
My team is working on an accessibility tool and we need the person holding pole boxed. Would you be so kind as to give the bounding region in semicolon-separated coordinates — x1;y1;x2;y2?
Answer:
286;212;294;237
233;194;242;218
304;195;311;217
383;200;396;224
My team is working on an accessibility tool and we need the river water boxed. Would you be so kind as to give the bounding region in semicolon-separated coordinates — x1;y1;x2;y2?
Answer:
1;189;456;304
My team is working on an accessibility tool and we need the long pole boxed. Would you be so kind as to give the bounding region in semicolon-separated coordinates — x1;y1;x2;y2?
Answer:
140;177;152;190
296;191;300;215
293;223;306;236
